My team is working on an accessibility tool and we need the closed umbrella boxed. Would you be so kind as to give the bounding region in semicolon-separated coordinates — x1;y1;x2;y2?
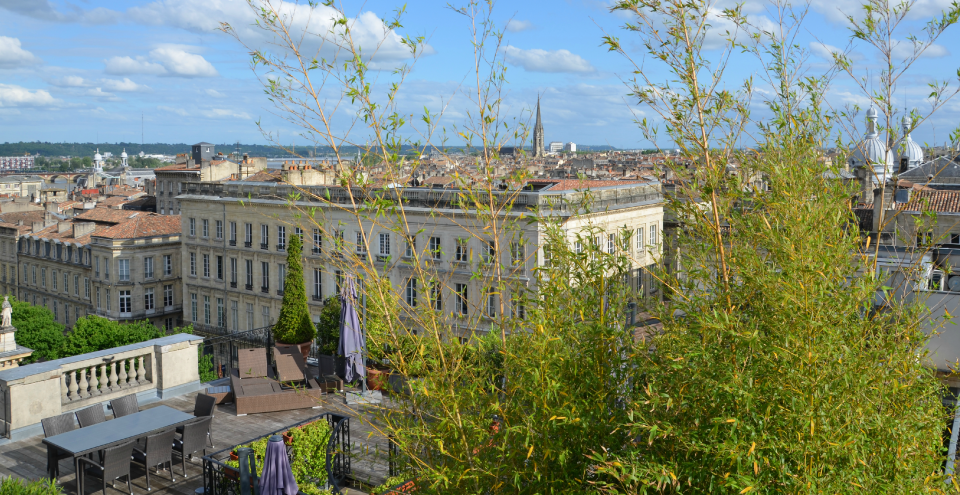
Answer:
258;435;298;495
338;275;366;386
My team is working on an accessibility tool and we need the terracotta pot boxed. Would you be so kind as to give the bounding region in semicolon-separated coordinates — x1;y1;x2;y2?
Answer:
229;451;238;461
366;367;389;391
276;341;312;361
282;432;293;445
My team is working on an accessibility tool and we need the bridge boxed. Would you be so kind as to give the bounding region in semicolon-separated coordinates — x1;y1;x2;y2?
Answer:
0;172;87;185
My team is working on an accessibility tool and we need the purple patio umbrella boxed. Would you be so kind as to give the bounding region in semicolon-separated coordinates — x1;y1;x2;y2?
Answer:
338;275;366;385
259;435;298;495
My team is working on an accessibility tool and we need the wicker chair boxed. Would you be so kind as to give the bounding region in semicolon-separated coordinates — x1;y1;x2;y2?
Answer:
76;404;107;428
131;429;177;491
173;417;211;477
176;393;216;448
77;440;136;495
41;412;77;478
110;394;139;418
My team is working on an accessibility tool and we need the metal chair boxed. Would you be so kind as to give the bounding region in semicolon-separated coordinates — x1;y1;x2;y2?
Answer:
173;416;211;477
131;429;177;491
77;440;136;495
176;393;216;448
109;394;139;418
76;404;107;428
41;412;77;478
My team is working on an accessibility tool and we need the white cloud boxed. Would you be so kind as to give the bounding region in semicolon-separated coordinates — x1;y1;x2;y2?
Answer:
101;78;150;92
127;0;425;63
506;19;533;32
54;75;87;87
210;108;251;119
104;56;166;76
890;39;950;60
0;84;59;107
205;89;227;98
104;46;217;78
84;87;122;102
0;0;119;23
0;36;40;68
503;46;595;73
158;105;189;117
809;42;864;62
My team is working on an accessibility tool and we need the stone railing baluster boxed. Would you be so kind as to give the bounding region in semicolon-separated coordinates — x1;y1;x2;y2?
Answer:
118;359;128;387
61;372;69;403
67;370;78;401
136;356;145;384
108;361;118;391
78;368;89;399
89;365;99;395
99;363;108;393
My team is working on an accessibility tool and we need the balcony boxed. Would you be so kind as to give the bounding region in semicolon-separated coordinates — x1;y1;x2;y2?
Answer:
229;240;236;246
260;243;269;250
261;286;269;293
277;244;286;252
244;241;252;248
375;254;390;263
245;283;253;291
312;248;321;255
276;289;284;296
94;304;182;320
230;282;237;288
312;295;323;302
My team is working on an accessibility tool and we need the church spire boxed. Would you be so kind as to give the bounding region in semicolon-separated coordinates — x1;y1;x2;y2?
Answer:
533;95;544;158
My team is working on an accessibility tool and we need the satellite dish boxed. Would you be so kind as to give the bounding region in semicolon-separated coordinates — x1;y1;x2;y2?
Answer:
948;276;960;292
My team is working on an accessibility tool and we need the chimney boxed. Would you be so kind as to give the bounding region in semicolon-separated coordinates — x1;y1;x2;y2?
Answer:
57;222;70;234
72;222;95;238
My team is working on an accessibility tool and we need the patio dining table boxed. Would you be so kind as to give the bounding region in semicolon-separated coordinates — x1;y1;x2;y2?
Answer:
43;405;195;493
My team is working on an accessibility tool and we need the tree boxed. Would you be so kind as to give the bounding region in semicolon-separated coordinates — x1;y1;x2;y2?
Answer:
9;296;65;363
316;296;341;356
274;233;315;344
64;317;165;356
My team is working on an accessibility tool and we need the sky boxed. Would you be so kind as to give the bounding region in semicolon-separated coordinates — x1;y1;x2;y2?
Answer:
2;0;960;150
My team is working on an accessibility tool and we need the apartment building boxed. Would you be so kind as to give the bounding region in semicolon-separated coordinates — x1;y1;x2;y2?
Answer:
17;208;182;329
177;177;663;339
0;210;57;297
154;143;267;215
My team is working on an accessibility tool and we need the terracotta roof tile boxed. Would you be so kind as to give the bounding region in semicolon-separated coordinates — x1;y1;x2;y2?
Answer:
74;207;142;224
525;178;647;192
242;169;283;182
94;214;181;239
897;189;960;213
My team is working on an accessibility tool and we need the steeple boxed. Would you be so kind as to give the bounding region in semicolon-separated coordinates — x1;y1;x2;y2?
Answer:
533;96;544;158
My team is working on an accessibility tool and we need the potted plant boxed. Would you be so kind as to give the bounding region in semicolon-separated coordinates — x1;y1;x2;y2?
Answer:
274;233;317;360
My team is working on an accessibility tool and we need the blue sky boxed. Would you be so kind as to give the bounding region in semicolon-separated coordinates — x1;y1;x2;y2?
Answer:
1;0;960;150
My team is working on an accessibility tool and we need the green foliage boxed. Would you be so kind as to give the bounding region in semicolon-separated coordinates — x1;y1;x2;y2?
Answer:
0;477;63;495
225;419;332;495
274;234;316;344
9;296;65;363
198;347;217;382
64;316;165;356
315;296;340;356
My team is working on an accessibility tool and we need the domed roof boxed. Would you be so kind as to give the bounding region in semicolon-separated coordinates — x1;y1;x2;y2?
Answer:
120;148;127;159
899;115;923;169
850;106;892;181
93;148;102;163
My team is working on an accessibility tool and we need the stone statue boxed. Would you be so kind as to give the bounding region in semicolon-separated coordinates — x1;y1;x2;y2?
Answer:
1;296;11;328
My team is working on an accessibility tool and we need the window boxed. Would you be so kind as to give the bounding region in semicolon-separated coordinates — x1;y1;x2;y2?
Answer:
52;270;57;290
314;269;322;299
216;220;223;240
405;278;417;307
511;241;524;266
95;257;100;278
313;229;322;254
278;264;286;293
636;227;644;252
164;285;173;308
41;268;45;287
455;283;468;315
246;259;253;287
231;301;239;332
144;288;155;311
485;290;496;317
482;240;495;264
191;294;198;322
164;255;172;276
649;224;658;250
261;306;271;327
431;282;442;311
189;218;196;236
334;230;344;251
261;262;269;290
22;264;26;283
31;265;36;284
190;253;196;276
118;259;130;282
608;233;616;254
53;301;57;321
246;303;254;331
278;226;286;250
74;274;79;296
230;258;237;285
96;287;101;309
512;294;525;320
202;219;209;238
216;255;224;280
202;254;210;278
217;298;225;327
455;238;468;262
245;223;253;245
230;222;237;243
405;235;415;257
203;295;211;325
119;290;131;316
335;270;343;295
144;257;154;279
75;306;80;323
84;278;90;298
261;224;269;248
295;227;303;241
543;246;553;267
356;232;366;254
106;289;110;311
379;233;391;256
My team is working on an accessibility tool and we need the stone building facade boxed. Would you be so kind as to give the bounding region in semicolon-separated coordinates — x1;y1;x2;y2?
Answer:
177;177;663;340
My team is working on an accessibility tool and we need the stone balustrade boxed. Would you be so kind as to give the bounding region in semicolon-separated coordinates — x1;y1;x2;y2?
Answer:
0;333;203;441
